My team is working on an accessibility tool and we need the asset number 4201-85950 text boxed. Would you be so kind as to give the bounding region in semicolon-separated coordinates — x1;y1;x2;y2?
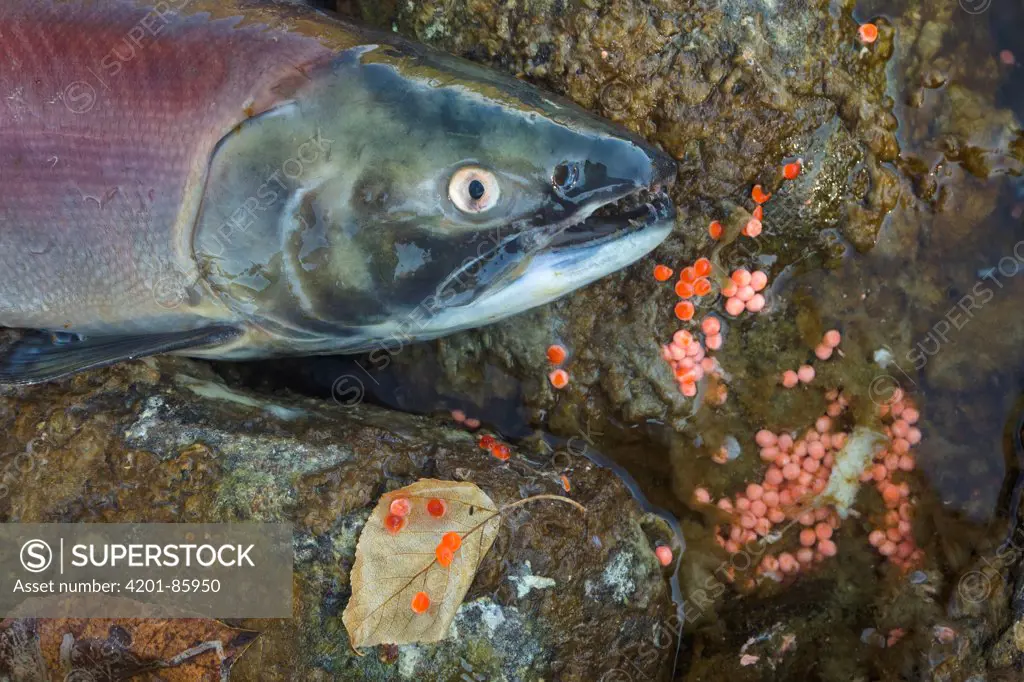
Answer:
125;579;221;593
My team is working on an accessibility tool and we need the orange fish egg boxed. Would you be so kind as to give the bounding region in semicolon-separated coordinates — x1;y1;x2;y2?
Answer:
694;257;712;276
742;218;763;238
675;280;694;298
411;591;431;613
783;161;801;179
752;205;763;221
441;531;462;551
751;184;771;204
427;498;447;517
546;344;568;365
693;277;712;296
655;545;673;566
492;443;511;461
746;294;766;313
389;498;411;517
676;368;698;383
702;316;721;335
560;474;571;492
800;528;817;547
435;543;454;567
731;269;752;287
385;514;406;534
680;266;697;283
797;365;815;383
674;301;695;321
478;434;496;450
673;331;693;348
858;23;878;43
654;264;674;281
708;220;723;240
724;297;745;316
549;369;570;389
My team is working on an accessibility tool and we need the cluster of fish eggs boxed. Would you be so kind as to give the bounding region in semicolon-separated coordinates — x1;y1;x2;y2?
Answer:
654;172;804;400
694;385;924;583
863;390;924;569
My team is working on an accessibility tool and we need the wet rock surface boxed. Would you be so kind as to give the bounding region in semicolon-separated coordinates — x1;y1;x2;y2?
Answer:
0;357;676;680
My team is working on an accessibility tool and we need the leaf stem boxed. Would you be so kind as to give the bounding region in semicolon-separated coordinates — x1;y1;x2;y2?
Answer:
500;494;587;515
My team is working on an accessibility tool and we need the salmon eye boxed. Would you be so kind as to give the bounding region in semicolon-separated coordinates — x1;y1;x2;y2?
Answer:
449;167;500;213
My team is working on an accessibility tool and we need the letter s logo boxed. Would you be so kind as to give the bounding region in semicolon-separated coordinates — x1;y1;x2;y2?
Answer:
20;539;52;573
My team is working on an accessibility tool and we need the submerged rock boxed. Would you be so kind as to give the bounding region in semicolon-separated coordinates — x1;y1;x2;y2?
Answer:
0;357;676;680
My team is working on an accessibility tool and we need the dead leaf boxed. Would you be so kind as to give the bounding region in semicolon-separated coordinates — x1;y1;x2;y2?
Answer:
0;616;258;680
343;479;501;648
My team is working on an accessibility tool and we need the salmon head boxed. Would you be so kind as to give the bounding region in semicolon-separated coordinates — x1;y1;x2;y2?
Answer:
193;34;677;356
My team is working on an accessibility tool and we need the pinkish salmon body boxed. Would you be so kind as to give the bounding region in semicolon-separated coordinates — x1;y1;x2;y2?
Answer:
0;0;676;383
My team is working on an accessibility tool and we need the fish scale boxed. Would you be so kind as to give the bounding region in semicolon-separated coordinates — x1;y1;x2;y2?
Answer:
0;0;332;332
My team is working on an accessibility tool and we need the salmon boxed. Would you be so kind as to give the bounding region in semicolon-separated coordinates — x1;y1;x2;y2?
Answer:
0;0;676;383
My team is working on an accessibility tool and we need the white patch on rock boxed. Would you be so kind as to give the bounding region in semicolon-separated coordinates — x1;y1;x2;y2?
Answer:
508;560;557;598
461;598;507;637
397;645;423;678
175;374;308;420
594;552;636;604
263;404;309;421
422;16;448;41
124;396;164;440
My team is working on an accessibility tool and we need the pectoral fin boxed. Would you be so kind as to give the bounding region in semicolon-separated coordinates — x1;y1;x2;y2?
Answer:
0;327;241;385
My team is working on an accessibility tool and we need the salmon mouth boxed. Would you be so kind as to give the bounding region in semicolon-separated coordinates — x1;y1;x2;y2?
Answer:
544;186;675;251
434;183;675;308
